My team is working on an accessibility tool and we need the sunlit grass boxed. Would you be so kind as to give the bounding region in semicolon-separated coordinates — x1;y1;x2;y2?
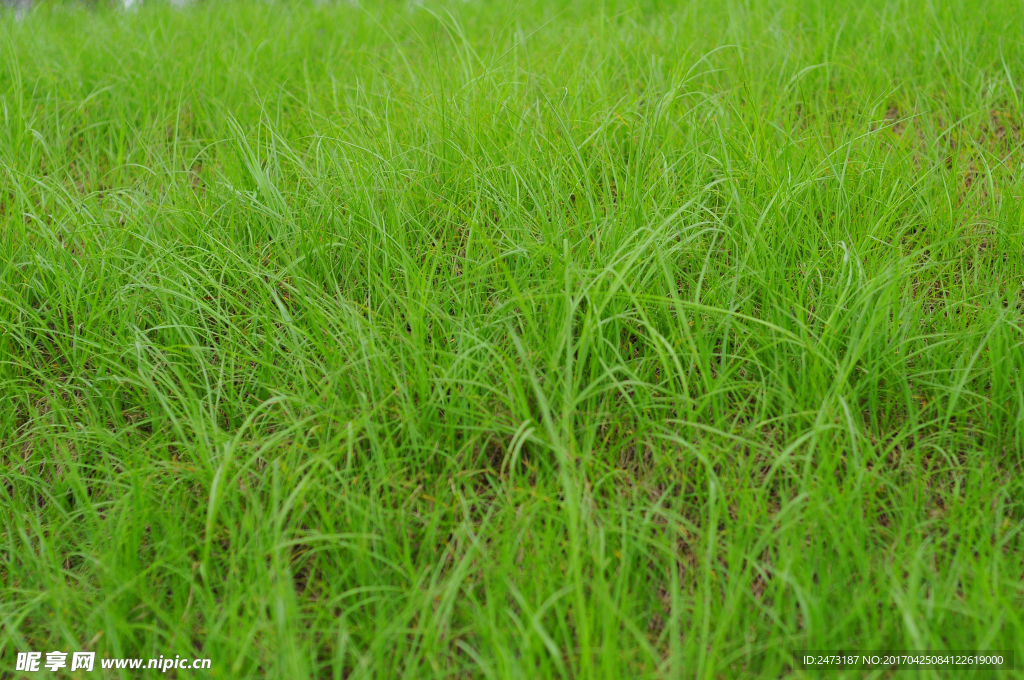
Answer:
1;0;1023;678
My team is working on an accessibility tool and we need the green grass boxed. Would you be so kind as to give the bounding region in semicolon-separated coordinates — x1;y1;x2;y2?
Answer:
2;0;1024;677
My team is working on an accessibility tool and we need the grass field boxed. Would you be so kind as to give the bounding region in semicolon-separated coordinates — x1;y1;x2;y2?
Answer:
2;0;1024;677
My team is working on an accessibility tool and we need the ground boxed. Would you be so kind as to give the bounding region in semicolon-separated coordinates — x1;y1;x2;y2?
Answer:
1;0;1023;678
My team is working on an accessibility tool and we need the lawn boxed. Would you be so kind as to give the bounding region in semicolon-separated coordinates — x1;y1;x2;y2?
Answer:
1;0;1023;677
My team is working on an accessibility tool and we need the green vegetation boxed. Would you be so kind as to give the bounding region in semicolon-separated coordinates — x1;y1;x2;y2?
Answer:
2;0;1024;677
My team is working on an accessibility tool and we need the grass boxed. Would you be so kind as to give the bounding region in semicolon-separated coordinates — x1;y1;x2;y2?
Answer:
1;0;1024;677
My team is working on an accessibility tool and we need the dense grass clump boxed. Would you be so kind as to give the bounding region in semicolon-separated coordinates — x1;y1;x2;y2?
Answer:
2;0;1024;677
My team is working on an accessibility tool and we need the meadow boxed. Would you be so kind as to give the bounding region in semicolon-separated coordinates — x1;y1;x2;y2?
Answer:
2;0;1024;677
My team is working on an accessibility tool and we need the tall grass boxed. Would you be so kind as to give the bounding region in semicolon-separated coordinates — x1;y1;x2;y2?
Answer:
1;0;1023;677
